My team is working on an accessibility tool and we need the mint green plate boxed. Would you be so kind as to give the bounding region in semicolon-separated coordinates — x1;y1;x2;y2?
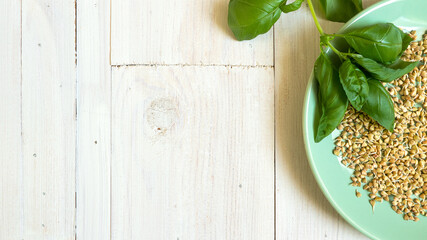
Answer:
303;0;427;239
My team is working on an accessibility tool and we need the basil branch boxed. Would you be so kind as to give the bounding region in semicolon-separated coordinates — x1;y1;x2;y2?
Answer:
307;0;324;36
227;0;417;142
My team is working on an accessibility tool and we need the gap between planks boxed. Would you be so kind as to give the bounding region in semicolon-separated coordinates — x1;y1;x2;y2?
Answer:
111;63;274;68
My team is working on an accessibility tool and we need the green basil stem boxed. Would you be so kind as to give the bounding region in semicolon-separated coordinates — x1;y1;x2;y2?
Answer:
326;33;346;38
307;0;324;36
307;0;365;64
326;42;347;60
307;0;348;61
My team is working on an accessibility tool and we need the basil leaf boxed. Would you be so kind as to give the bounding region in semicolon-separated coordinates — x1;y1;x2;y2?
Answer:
280;0;304;13
362;79;395;131
228;0;285;40
320;0;362;23
314;53;348;143
343;23;403;64
349;54;418;82
400;30;414;56
339;59;369;111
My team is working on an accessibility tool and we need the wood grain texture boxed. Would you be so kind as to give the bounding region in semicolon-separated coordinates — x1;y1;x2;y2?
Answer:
364;0;380;7
0;0;22;239
22;0;76;239
0;0;387;238
111;66;274;240
274;1;379;239
76;0;111;239
111;0;273;66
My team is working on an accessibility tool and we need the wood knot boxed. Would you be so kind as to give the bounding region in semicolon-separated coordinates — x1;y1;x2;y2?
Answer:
145;98;179;137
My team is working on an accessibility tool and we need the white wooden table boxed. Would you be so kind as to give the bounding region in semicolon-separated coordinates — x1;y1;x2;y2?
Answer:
0;0;379;239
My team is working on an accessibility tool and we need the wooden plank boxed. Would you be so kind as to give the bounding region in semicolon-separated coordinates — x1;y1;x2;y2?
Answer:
274;1;378;239
111;66;274;239
365;0;380;7
111;0;273;66
0;0;22;239
21;0;76;238
75;0;111;239
274;8;344;239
